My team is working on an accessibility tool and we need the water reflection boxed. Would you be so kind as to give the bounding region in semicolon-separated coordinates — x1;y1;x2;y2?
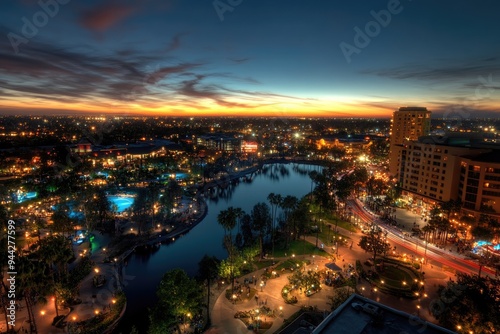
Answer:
114;163;321;334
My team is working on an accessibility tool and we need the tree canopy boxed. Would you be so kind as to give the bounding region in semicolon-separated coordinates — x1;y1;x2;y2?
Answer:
149;269;203;334
430;273;500;333
358;229;391;263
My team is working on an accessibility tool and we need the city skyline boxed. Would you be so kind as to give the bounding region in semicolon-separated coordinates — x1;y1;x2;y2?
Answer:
1;0;500;117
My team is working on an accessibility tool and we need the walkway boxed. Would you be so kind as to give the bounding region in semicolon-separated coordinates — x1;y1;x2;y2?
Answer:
207;230;454;334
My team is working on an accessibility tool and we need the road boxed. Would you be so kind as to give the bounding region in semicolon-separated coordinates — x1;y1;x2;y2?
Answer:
347;199;496;277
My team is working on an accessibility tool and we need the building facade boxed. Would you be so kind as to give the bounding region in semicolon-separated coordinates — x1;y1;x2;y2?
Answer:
396;134;500;219
459;152;500;216
389;107;431;176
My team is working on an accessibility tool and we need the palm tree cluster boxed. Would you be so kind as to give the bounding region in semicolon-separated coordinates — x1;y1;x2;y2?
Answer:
4;235;75;333
308;165;369;229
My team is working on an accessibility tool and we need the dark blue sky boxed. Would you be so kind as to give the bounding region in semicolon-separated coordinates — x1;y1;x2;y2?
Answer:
1;0;500;117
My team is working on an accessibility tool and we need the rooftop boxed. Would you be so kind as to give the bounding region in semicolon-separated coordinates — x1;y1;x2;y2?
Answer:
397;107;429;112
462;149;500;163
312;294;455;334
417;132;500;149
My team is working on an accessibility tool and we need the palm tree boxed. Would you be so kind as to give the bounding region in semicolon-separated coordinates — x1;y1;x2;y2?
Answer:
217;207;238;239
17;255;48;334
196;255;220;327
267;193;282;258
233;207;245;235
251;203;272;259
217;207;238;291
37;235;74;317
308;171;318;204
282;195;298;247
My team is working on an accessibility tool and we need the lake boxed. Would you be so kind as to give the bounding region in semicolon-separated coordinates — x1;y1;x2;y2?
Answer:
114;163;322;333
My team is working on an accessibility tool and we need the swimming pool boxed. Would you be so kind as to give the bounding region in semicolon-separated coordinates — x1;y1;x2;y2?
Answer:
108;195;135;213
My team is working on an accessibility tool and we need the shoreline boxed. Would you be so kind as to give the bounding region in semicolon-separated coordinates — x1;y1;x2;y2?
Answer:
105;197;208;331
105;161;323;331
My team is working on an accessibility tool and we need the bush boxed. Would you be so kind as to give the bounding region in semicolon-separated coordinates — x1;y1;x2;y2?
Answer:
68;256;93;287
75;291;126;333
281;285;298;304
356;260;365;277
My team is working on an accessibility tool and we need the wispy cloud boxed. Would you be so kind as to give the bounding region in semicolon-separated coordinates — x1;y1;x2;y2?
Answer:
228;57;250;64
80;3;137;32
0;26;284;113
362;57;500;90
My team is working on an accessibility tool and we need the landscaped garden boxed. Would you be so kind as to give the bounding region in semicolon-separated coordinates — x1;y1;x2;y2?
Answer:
234;305;277;333
357;257;425;298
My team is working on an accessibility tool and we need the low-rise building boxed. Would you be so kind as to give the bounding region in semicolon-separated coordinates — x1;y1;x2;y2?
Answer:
312;294;455;334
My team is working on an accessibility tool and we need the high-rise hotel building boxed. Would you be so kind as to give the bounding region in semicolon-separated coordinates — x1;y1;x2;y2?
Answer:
389;107;431;177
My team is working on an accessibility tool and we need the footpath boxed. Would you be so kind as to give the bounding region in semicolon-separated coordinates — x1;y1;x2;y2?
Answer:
206;227;452;334
1;196;208;334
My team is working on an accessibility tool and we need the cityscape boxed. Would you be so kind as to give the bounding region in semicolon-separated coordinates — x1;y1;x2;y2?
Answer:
1;1;500;334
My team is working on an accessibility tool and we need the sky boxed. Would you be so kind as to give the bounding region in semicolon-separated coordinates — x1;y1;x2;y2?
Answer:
1;0;500;118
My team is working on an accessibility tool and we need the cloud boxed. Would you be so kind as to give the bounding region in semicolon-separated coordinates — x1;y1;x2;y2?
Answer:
362;57;500;90
145;63;203;85
166;32;188;53
80;3;137;32
228;57;250;64
0;26;288;113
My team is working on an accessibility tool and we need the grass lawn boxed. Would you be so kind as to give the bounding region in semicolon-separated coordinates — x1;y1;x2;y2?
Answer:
275;258;304;271
310;229;350;249
254;260;275;270
324;217;356;233
377;266;415;288
308;203;357;233
273;239;327;257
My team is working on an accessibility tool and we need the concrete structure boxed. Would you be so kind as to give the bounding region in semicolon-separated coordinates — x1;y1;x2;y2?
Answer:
196;133;241;152
312;294;455;334
75;138;92;154
459;151;500;216
398;137;490;203
241;140;258;153
311;134;378;159
389;107;431;176
395;133;500;220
